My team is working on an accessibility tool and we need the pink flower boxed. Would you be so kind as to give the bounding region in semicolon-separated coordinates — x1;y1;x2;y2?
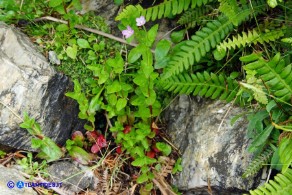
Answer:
136;16;146;26
122;26;134;38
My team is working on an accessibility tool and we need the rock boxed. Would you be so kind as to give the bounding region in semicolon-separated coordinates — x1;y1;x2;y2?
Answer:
0;165;37;195
164;95;260;194
47;161;97;193
80;0;119;24
0;22;80;150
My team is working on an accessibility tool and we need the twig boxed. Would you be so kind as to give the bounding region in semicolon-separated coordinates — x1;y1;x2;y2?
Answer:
35;16;135;46
0;100;23;122
152;177;177;195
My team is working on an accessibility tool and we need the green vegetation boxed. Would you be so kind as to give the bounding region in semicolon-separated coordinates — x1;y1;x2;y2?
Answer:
1;0;291;194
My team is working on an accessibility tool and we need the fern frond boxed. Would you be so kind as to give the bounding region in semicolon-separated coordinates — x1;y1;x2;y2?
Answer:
242;147;274;178
163;0;267;78
115;5;143;21
282;37;292;46
140;0;214;22
249;168;292;195
217;29;285;52
162;16;233;78
177;6;214;28
219;0;240;26
242;53;292;102
159;72;239;102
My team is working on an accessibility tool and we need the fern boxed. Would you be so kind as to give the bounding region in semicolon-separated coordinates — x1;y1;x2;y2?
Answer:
242;147;274;178
115;5;143;21
177;6;214;28
216;29;285;52
242;53;292;102
282;37;292;46
162;0;267;79
218;0;240;26
140;0;214;21
159;72;239;102
248;168;292;195
162;16;233;78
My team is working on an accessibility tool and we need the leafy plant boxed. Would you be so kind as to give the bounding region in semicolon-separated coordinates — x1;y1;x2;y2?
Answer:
247;168;292;195
20;113;64;162
16;152;48;177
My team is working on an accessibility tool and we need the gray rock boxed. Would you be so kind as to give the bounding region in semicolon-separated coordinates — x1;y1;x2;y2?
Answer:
164;95;259;194
0;23;80;150
0;165;37;195
47;161;97;193
80;0;119;24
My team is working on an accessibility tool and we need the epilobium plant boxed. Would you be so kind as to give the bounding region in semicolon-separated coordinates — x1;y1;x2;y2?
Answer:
66;15;174;187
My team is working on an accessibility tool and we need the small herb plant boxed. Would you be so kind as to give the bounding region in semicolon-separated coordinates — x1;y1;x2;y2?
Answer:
66;15;175;185
16;152;48;178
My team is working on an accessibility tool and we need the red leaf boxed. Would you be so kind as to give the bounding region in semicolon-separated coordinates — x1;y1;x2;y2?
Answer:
116;145;122;154
91;144;101;153
152;145;160;153
123;125;131;134
96;135;107;148
86;131;98;143
146;151;156;158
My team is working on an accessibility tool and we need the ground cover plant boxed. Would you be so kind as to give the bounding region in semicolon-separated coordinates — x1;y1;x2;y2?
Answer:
0;0;291;194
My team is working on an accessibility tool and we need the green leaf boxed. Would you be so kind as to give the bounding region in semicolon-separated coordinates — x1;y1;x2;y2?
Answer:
248;125;274;152
114;0;124;5
107;94;117;106
37;137;63;162
155;39;171;61
147;24;159;47
31;138;42;149
98;69;109;84
156;142;171;156
279;138;292;173
88;93;102;113
154;56;170;69
107;80;122;94
49;0;63;7
267;0;278;8
77;39;91;49
56;24;69;31
170;30;185;43
132;146;145;157
131;156;157;167
133;74;148;87
266;100;277;112
107;53;124;74
66;44;77;60
213;49;226;61
116;98;127;111
128;46;142;63
68;146;93;165
137;173;149;184
84;124;94;131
